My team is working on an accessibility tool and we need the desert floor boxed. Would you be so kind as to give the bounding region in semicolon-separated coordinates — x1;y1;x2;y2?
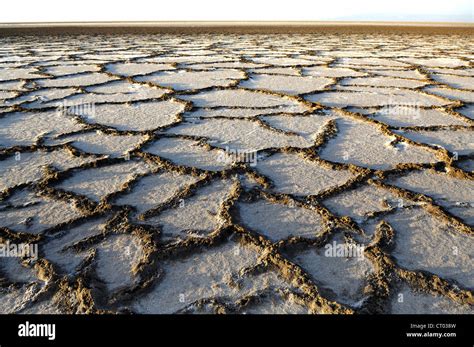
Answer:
0;32;473;314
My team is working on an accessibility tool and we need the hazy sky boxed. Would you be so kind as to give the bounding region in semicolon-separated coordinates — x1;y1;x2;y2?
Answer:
1;0;472;22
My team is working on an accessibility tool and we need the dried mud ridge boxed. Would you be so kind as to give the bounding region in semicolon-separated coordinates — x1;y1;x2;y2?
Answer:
0;33;473;314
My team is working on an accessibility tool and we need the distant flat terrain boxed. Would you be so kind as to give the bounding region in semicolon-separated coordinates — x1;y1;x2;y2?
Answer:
0;21;473;35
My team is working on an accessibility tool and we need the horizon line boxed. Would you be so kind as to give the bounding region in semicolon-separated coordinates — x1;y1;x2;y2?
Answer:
1;20;473;27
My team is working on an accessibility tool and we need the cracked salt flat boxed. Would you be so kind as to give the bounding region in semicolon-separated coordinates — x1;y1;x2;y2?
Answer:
256;152;356;196
366;108;469;127
336;57;410;67
247;57;325;66
95;233;145;292
396;129;474;155
80;53;148;61
187;61;264;70
137;69;245;90
428;68;474;77
85;80;169;95
318;117;439;170
55;160;155;202
143;137;231;171
145;178;235;242
167;118;315;151
458;105;474;119
391;284;473;314
137;55;235;64
7;88;79;108
0;91;17;100
185;106;307;119
322;183;410;221
56;86;170;105
0;188;82;234
237;199;325;241
431;74;474;90
368;208;474;289
289;234;374;307
36;72;118;88
339;76;427;89
386;170;474;225
0;33;472;314
45;131;148;158
73;101;185;131
307;87;450;108
41;216;110;274
0;284;49;314
179;89;310;108
0;80;26;91
259;113;336;141
302;66;366;78
424;86;474;103
0;257;37;284
240;292;311;314
0;67;45;81
399;57;469;68
364;69;426;80
240;74;333;95
44;64;101;76
0;111;85;148
130;239;295;314
113;171;199;215
0;149;101;191
105;62;175;76
457;159;474;172
249;67;301;76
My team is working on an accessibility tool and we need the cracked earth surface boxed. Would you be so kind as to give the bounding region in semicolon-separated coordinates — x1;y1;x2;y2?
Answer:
0;33;473;314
